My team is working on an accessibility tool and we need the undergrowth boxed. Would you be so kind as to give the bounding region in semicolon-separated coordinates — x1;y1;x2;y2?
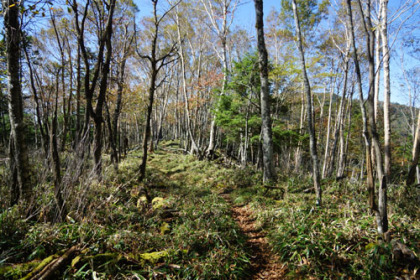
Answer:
230;176;420;279
1;142;419;279
0;142;250;279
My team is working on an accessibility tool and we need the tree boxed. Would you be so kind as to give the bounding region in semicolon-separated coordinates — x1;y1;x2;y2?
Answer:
174;3;201;157
217;52;263;166
106;3;136;168
254;0;276;184
380;0;391;178
200;0;239;159
71;0;117;178
347;0;388;234
137;0;178;182
291;0;321;206
3;0;33;205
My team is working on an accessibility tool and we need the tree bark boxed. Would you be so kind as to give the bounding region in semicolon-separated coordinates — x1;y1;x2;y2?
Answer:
322;80;335;179
3;0;32;205
348;0;388;233
359;0;388;234
381;0;391;178
138;0;178;181
329;52;350;178
52;70;65;221
51;13;70;153
93;0;116;178
374;29;381;121
139;70;157;181
254;0;276;184
407;109;420;186
75;45;82;146
71;0;116;178
347;0;376;212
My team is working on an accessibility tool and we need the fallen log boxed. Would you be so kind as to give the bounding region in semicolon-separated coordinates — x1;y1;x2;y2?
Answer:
20;254;59;280
29;245;80;280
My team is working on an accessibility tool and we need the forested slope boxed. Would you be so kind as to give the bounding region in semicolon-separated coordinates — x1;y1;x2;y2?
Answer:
1;0;420;279
1;143;419;279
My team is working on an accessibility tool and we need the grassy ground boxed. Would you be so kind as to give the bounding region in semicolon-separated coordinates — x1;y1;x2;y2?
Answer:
0;142;251;279
0;142;419;279
230;174;420;279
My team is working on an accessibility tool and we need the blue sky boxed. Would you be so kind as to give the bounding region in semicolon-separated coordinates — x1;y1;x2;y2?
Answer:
134;0;278;31
134;0;419;106
0;0;414;106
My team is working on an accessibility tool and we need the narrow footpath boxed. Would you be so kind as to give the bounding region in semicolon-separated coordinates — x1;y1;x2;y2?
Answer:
221;194;288;279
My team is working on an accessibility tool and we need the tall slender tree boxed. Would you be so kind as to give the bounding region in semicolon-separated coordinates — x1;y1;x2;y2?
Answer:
200;0;238;158
71;0;117;178
380;0;391;178
254;0;276;184
292;0;321;206
3;0;33;205
347;0;388;234
137;0;178;182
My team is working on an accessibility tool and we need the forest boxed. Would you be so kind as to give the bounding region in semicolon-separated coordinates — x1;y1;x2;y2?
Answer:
0;0;419;279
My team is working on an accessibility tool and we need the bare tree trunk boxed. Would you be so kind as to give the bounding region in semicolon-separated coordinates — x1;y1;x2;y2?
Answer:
138;0;178;182
54;16;69;153
71;0;116;178
139;72;156;181
22;38;49;157
294;88;305;173
329;54;350;178
52;70;65;221
93;1;115;178
175;9;200;157
317;86;327;147
4;0;32;205
109;27;133;167
75;45;82;146
322;82;335;178
292;0;321;205
337;85;353;178
381;0;391;178
407;110;420;186
62;37;73;152
254;0;276;184
374;29;381;121
155;79;170;149
360;0;388;234
347;0;376;212
201;0;236;159
242;103;250;167
349;0;388;233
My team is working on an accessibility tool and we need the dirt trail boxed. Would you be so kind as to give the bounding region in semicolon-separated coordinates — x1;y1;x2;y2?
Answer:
222;194;287;279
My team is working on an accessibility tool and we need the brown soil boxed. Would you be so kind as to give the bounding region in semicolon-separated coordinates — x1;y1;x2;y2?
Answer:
222;194;288;279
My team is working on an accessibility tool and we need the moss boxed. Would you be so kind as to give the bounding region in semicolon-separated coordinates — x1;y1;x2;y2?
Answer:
20;254;59;280
152;197;165;210
139;250;169;264
0;260;40;279
70;255;82;268
160;222;170;235
91;252;122;265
